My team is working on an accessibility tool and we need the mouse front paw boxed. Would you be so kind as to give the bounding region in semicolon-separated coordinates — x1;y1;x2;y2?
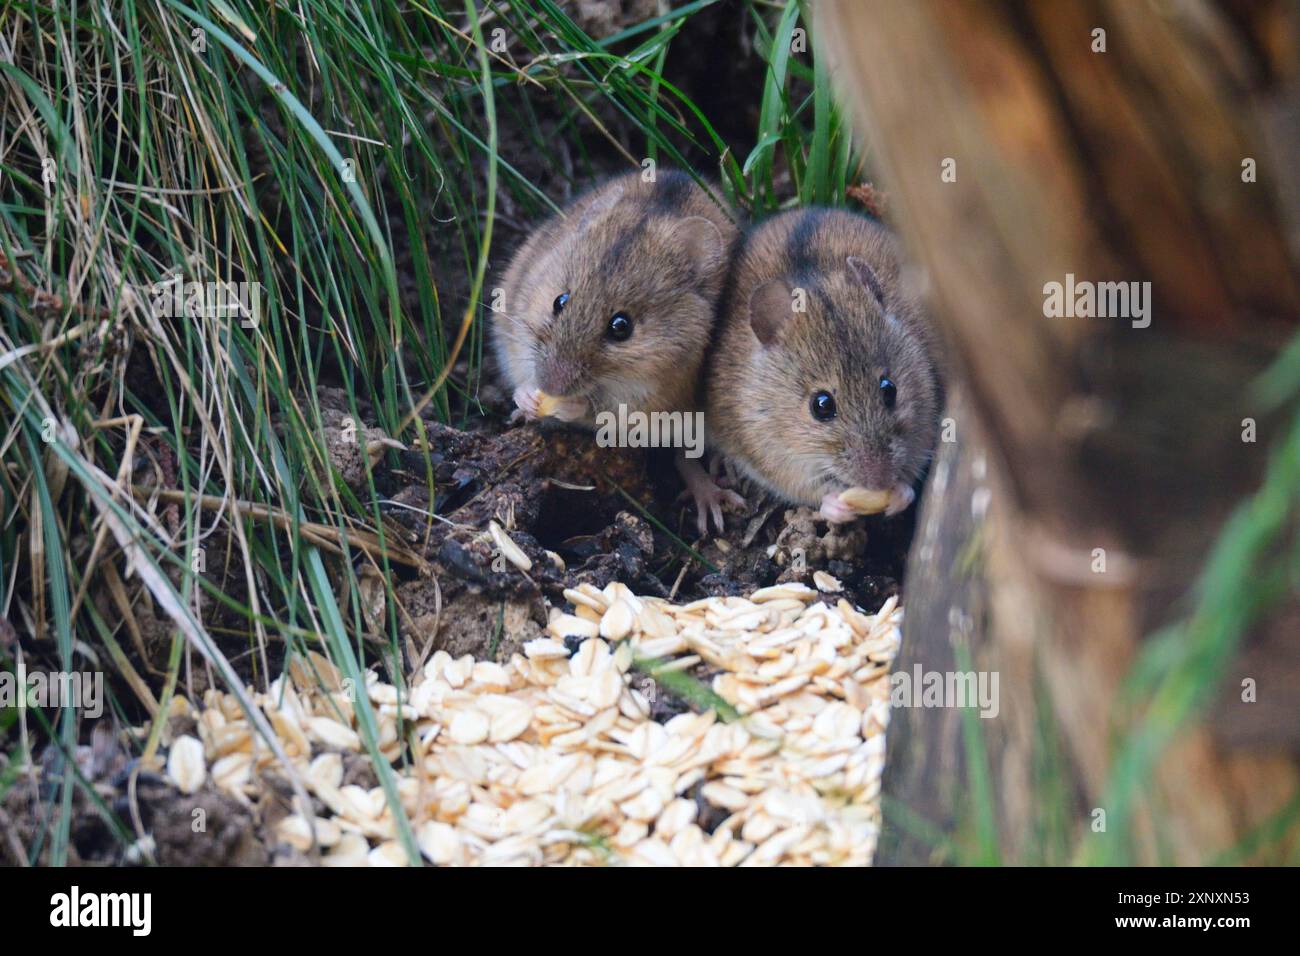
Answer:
513;386;589;424
885;483;916;516
819;492;860;525
512;385;543;422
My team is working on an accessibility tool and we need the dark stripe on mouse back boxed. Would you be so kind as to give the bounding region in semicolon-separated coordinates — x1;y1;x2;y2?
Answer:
649;170;692;214
702;220;759;364
783;211;834;336
785;208;826;281
810;282;864;378
599;224;640;276
595;185;648;276
597;174;691;276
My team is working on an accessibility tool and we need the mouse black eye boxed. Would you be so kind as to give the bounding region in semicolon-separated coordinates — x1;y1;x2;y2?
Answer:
879;376;897;409
607;311;633;341
810;390;837;422
553;292;570;314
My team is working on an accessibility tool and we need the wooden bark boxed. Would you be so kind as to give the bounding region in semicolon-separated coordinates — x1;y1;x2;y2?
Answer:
819;0;1300;864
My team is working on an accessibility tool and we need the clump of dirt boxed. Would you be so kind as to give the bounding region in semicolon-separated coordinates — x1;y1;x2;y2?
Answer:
395;585;543;664
0;730;266;867
301;381;913;670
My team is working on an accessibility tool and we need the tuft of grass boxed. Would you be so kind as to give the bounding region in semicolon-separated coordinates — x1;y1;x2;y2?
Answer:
741;0;858;212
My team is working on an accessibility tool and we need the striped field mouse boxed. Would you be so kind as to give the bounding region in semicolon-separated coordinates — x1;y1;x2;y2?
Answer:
493;169;746;534
705;207;943;523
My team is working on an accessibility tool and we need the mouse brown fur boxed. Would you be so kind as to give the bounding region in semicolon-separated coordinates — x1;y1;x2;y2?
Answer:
493;169;740;427
705;207;943;522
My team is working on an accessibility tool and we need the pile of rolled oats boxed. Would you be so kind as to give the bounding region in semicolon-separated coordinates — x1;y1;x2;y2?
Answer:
164;579;901;866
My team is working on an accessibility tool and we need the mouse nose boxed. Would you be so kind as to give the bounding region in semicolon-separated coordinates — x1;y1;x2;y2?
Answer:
538;356;585;398
850;448;893;491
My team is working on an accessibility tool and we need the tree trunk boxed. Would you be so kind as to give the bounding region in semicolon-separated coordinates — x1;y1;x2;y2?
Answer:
818;0;1300;864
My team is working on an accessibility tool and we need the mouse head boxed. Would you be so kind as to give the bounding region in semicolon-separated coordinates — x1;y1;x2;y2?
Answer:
515;184;729;412
743;253;941;502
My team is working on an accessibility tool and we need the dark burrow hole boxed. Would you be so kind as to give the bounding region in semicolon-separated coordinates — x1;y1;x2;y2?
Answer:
532;484;631;557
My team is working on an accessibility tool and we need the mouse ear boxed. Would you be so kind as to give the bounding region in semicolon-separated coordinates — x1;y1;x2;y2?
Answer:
575;184;625;231
749;279;796;347
847;255;887;309
673;216;726;278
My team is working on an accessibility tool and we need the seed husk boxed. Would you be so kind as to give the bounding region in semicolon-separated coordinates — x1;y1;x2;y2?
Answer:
599;599;635;641
448;709;490;745
166;735;206;795
837;486;891;515
277;815;316;852
489;520;533;572
547;614;599;641
306;716;361;752
813;570;843;592
523;638;571;660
